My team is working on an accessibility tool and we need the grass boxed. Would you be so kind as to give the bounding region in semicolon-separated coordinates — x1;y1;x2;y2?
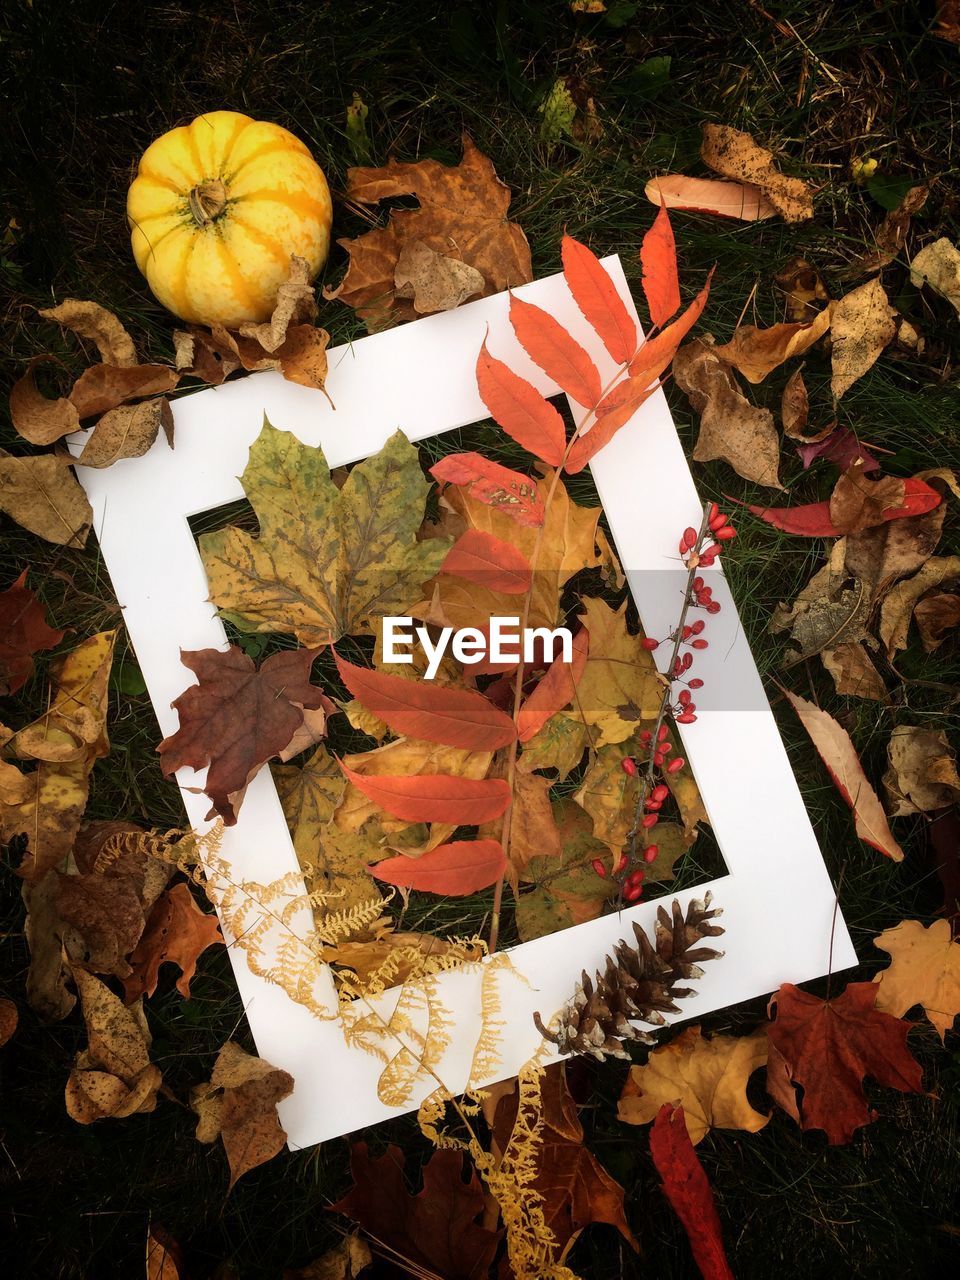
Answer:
2;0;960;1276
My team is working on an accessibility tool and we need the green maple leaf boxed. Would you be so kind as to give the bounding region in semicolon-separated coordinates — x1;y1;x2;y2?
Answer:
200;421;449;645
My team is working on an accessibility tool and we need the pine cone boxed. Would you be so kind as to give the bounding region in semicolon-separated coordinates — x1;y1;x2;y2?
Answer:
534;893;724;1061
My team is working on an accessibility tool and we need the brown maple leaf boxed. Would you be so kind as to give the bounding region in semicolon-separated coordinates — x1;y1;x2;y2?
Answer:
330;1142;501;1280
766;981;923;1144
123;882;224;1002
0;569;64;695
493;1062;638;1261
327;134;532;330
157;646;332;825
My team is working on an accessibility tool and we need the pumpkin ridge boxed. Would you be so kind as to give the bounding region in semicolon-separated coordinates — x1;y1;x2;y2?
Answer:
225;140;308;183
218;114;253;176
214;233;264;316
231;188;328;221
165;233;201;323
131;220;182;266
226;214;291;269
135;170;183;196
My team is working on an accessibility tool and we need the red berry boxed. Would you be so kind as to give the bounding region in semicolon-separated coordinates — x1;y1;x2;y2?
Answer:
626;868;645;888
640;729;652;743
643;844;659;863
642;813;659;829
591;858;607;878
688;678;704;689
707;601;722;614
621;756;638;776
644;798;662;811
683;526;697;548
691;619;705;635
679;689;691;705
653;751;666;766
699;552;717;568
709;502;719;522
659;742;673;754
692;638;709;650
652;784;669;802
677;711;697;724
709;512;728;532
624;882;643;902
667;756;685;773
616;853;628;873
693;576;704;591
642;636;660;650
657;724;669;742
682;653;693;670
715;525;736;541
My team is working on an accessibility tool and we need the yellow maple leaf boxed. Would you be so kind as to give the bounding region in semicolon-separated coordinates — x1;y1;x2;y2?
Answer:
200;423;448;646
618;1024;769;1144
873;918;960;1041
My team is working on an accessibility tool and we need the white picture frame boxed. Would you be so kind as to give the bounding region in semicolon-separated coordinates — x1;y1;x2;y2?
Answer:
69;256;856;1148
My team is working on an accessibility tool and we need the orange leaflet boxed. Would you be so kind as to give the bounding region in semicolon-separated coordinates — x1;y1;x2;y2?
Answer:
561;235;637;366
339;760;511;824
430;453;544;528
508;294;601;408
649;1105;734;1280
334;653;517;751
517;626;589;741
442;529;532;595
640;204;681;327
564;382;662;475
476;339;566;465
628;269;714;378
369;839;507;895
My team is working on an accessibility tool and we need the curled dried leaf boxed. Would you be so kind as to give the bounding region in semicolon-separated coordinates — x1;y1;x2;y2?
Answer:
39;299;137;366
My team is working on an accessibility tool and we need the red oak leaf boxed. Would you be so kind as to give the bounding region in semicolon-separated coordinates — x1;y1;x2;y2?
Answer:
123;882;223;1002
0;569;64;695
766;981;923;1144
157;646;330;825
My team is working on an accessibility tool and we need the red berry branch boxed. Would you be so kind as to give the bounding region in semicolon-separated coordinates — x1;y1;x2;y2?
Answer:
604;500;737;906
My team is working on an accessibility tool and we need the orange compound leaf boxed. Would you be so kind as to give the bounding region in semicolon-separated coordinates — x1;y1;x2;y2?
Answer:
561;235;637;365
767;982;924;1145
517;626;589;742
508;294;602;407
334;653;517;750
640;203;681;327
564;382;662;475
628;269;715;378
476;340;567;465
369;838;507;896
430;452;545;528
442;529;532;595
339;760;511;824
649;1104;735;1280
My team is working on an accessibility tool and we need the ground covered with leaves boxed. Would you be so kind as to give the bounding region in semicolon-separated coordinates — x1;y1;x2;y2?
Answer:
3;2;960;1277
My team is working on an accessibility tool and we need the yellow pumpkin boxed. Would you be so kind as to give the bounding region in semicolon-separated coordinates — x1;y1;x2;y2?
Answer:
127;110;333;327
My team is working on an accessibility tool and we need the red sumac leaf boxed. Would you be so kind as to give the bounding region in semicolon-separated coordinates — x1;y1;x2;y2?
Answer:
518;626;589;741
431;453;544;527
649;1104;735;1280
442;530;532;595
476;340;566;465
339;760;511;824
640;204;681;327
628;269;715;378
334;654;517;750
748;477;941;537
564;382;662;475
370;839;507;896
509;295;601;408
561;235;637;365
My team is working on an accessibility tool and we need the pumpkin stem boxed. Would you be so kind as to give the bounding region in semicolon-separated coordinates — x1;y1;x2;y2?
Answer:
188;178;227;226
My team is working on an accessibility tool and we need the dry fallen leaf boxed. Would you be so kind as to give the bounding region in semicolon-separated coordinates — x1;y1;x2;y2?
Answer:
873;918;960;1042
780;368;810;436
0;997;18;1047
0;568;64;696
238;255;317;351
879;555;960;655
770;540;871;664
884;725;960;816
52;868;144;978
844;184;930;278
65;967;161;1124
829;465;905;535
191;1040;294;1191
674;338;782;488
123;882;224;1002
283;1234;372;1280
782;686;904;861
914;591;960;651
910;236;960;316
713;305;832;384
9;357;81;445
618;1024;769;1144
327;134;532;330
775;256;830;322
39;299;137;366
644;173;777;221
394;240;485;313
830;278;897;398
68;363;179;419
0;450;92;547
700;123;815;222
75;397;173;468
821;642;887;701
